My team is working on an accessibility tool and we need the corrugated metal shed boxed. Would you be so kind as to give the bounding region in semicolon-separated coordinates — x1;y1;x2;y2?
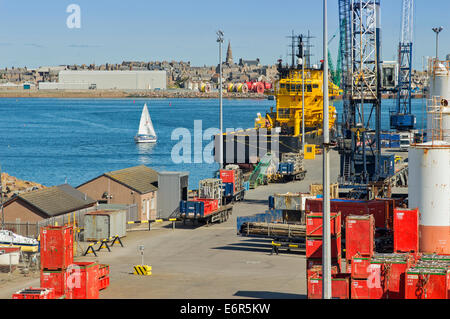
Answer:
157;172;189;219
84;210;127;241
104;165;158;194
5;184;96;218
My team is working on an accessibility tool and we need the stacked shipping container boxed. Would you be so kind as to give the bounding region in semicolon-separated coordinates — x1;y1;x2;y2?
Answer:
12;225;111;300
40;226;74;299
306;212;347;299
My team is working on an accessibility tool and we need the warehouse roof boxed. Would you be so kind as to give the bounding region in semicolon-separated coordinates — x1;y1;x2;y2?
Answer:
4;184;96;218
78;165;158;194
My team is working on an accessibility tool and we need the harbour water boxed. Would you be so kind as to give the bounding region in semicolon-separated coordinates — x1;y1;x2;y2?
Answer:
0;98;427;189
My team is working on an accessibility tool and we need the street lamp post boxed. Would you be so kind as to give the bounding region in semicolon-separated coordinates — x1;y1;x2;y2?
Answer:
322;0;332;300
217;30;224;169
432;27;443;60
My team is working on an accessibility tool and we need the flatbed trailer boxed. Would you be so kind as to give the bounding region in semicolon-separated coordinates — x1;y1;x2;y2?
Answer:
180;202;233;226
278;168;307;182
275;152;307;183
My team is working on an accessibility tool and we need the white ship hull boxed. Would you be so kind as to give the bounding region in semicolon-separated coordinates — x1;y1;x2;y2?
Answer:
134;135;157;143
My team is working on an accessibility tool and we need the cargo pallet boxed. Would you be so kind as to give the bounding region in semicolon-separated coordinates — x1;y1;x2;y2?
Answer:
181;205;233;226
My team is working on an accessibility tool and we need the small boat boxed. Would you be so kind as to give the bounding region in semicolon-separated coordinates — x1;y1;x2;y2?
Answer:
134;103;157;143
0;230;39;253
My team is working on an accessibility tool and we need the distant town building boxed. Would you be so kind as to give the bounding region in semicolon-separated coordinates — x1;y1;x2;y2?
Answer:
76;165;158;221
226;41;233;65
58;70;167;90
239;58;261;67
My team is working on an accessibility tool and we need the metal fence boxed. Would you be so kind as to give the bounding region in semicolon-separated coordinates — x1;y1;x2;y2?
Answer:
126;204;139;229
4;204;139;239
3;222;39;238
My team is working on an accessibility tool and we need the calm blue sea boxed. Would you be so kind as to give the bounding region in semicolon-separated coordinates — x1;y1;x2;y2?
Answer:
0;98;427;189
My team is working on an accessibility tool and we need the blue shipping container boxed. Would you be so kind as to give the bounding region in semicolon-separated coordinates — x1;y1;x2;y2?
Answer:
278;162;294;175
222;183;234;197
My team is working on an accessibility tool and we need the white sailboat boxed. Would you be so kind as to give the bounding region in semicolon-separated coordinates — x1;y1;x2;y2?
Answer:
0;230;39;253
134;103;157;143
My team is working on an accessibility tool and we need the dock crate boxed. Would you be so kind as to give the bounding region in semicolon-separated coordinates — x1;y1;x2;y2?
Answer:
307;274;350;299
306;212;341;237
405;268;449;299
393;208;419;253
40;269;71;299
351;279;370;299
40;226;73;270
12;288;55;300
68;262;100;299
351;256;372;280
369;254;411;299
306;235;341;259
345;215;375;261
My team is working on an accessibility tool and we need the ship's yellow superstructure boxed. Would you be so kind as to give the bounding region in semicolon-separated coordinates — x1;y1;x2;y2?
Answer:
255;67;341;137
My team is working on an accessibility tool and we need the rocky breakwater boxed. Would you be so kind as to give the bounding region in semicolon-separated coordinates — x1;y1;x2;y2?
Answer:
1;173;45;201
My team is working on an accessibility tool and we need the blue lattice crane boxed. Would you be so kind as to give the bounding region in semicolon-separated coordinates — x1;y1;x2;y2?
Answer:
390;0;416;131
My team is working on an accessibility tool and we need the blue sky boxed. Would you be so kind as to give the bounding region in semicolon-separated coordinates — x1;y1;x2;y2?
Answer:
0;0;448;69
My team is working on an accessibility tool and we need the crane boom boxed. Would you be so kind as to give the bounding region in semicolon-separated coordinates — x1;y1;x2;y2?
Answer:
390;0;416;131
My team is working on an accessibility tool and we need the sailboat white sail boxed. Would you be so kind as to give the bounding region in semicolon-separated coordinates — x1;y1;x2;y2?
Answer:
135;104;157;143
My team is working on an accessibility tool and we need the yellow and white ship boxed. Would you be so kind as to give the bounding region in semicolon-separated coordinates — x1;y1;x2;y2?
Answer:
255;63;341;137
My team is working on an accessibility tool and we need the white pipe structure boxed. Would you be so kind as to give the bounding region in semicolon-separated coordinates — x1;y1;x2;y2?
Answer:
322;0;332;300
217;30;224;169
302;37;306;147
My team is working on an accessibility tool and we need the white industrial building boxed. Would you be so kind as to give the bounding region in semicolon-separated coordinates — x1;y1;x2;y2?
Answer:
56;70;167;90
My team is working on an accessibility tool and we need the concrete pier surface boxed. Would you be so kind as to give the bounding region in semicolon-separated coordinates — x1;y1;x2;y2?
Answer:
0;151;340;299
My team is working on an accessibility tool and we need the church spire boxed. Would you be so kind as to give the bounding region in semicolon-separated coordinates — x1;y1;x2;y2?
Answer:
226;41;233;65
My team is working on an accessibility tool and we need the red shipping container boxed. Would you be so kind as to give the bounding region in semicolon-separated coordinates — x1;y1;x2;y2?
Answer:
345;215;375;261
69;262;99;299
40;226;73;270
405;268;449;299
194;198;219;216
306;234;341;259
306;212;341;237
305;199;393;230
394;208;419;253
219;170;236;193
40;269;71;298
351;256;372;279
307;274;350;299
